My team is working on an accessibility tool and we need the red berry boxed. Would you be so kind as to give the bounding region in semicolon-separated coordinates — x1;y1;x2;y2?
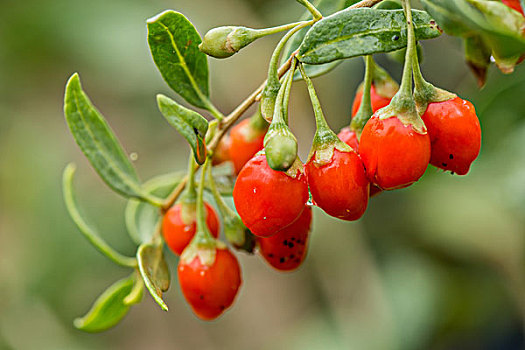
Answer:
178;247;242;320
233;153;309;237
212;134;231;166
229;119;266;174
162;202;219;255
502;0;524;15
305;149;369;221
421;97;481;175
258;206;312;271
351;85;392;117
337;127;359;151
359;115;431;190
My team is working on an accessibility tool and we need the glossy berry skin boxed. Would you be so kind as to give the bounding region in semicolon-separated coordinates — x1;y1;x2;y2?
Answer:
359;115;431;190
178;248;242;320
337;127;359;151
502;0;524;15
351;85;392;117
162;203;219;255
233;153;309;237
421;97;481;175
229;119;266;174
258;206;312;271
305;149;369;221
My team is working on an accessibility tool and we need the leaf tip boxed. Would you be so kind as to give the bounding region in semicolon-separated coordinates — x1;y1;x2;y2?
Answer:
146;10;177;25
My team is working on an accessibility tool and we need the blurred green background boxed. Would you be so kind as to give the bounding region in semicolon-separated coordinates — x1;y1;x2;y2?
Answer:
1;0;525;349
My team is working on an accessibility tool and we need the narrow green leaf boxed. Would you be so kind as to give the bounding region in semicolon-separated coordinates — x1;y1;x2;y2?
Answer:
147;10;210;109
157;94;209;164
125;172;184;245
297;9;442;65
137;244;170;311
74;275;134;332
63;163;137;268
64;74;158;203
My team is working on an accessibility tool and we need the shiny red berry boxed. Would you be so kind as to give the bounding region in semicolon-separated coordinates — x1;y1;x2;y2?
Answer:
359;115;431;190
351;85;392;117
421;97;481;175
502;0;524;15
178;247;242;320
305;149;369;221
162;202;219;255
258;206;312;271
233;153;309;237
337;127;359;151
229;118;266;174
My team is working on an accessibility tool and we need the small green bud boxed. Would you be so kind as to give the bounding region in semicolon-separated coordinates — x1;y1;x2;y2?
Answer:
199;26;257;58
224;215;255;253
264;124;298;171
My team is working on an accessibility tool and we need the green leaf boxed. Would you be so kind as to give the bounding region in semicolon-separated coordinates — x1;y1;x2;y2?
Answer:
157;94;208;164
137;244;170;311
282;0;357;79
374;0;402;10
421;0;525;73
64;74;159;204
63;163;137;268
464;35;491;87
297;9;442;65
125;172;184;245
147;10;210;110
74;275;134;332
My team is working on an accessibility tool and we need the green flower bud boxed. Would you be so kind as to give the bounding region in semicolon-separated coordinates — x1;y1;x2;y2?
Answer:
260;82;280;123
199;26;257;58
224;214;255;254
264;124;298;171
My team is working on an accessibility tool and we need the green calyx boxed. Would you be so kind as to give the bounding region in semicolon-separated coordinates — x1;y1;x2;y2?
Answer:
199;26;257;58
260;81;281;123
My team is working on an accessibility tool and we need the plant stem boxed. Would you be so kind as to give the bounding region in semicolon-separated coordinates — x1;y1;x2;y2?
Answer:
350;55;374;133
161;176;187;212
282;58;297;124
298;62;330;131
184;153;197;200
296;0;323;20
195;158;212;235
206;165;235;218
255;21;309;37
398;0;415;98
266;20;315;93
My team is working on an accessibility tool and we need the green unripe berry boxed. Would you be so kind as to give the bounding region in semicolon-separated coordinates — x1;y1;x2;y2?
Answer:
199;26;257;58
264;125;298;171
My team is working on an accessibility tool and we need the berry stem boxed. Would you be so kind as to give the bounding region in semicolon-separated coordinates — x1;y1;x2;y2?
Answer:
350;55;374;135
397;0;416;99
295;0;323;20
182;152;197;201
265;20;315;98
254;21;310;38
206;164;235;218
298;62;331;132
194;158;215;243
282;58;297;124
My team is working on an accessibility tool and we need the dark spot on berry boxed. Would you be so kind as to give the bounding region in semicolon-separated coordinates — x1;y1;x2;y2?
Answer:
451;171;455;175
200;295;204;300
449;154;454;159
283;240;288;246
280;257;285;263
268;253;274;258
291;237;295;241
294;258;300;263
289;242;294;248
220;305;225;310
290;254;295;259
442;162;447;167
